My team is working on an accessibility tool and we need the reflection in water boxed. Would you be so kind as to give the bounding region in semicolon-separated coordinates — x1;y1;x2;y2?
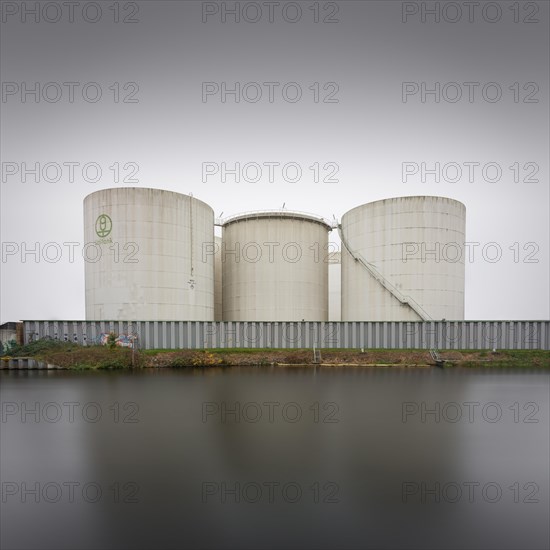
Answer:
1;367;548;549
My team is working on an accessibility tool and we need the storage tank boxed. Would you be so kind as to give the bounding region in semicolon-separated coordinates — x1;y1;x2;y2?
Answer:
340;196;466;321
328;251;341;321
84;188;214;320
214;235;223;321
222;211;331;321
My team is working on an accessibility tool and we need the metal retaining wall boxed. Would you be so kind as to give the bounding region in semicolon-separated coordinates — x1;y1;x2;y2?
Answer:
22;321;550;350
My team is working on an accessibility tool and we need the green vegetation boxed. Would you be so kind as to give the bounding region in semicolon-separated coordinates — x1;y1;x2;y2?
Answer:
457;349;550;368
106;332;118;349
143;347;279;355
1;338;143;370
5;338;76;357
2;338;548;370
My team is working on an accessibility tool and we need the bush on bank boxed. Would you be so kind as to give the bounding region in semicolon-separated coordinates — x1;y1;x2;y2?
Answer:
3;338;142;370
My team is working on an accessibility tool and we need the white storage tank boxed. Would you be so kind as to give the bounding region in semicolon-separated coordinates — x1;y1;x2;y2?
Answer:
341;196;466;321
84;188;215;320
328;251;341;322
222;211;331;321
214;235;223;321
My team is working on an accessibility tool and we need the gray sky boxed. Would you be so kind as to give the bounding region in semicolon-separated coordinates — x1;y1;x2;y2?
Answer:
1;0;548;322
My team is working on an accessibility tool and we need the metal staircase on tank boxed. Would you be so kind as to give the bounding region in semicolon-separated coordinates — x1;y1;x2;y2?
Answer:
337;225;432;322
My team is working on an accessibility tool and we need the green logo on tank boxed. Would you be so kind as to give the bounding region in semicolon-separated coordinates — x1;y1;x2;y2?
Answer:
95;214;112;238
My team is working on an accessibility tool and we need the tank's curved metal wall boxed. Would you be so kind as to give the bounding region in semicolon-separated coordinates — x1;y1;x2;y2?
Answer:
222;213;330;321
84;188;214;320
341;196;466;321
214;235;223;321
328;251;341;321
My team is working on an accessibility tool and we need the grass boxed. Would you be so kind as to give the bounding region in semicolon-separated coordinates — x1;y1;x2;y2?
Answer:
456;349;550;368
2;340;548;370
2;339;142;370
144;347;283;355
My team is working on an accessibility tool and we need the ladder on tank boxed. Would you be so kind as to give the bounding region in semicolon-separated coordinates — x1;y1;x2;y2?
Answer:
337;225;432;322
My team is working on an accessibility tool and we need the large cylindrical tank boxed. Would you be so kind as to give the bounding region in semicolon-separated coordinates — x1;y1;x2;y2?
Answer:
341;196;466;321
222;211;331;321
328;251;341;322
214;235;223;321
84;188;214;320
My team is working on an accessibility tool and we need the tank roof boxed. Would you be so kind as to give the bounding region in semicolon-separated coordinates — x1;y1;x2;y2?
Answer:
221;209;334;229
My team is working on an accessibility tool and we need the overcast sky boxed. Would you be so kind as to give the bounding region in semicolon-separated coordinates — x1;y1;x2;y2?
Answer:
1;0;548;322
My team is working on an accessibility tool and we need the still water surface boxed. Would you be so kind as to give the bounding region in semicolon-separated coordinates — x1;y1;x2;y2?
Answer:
1;367;548;550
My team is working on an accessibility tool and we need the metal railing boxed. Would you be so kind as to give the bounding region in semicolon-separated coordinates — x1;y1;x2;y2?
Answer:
217;209;333;228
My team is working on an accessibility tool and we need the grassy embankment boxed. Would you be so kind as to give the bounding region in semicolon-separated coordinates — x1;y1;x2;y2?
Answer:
1;339;549;370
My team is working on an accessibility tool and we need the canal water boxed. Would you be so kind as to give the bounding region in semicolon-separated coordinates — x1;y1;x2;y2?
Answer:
1;367;548;550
